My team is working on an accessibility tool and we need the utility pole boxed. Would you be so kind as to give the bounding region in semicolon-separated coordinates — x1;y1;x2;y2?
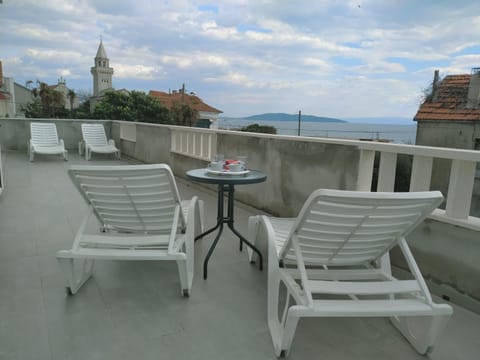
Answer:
297;110;302;136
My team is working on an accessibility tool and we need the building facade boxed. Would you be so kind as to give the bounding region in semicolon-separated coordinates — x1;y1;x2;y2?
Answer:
414;68;480;217
415;69;480;150
49;77;79;110
0;61;34;117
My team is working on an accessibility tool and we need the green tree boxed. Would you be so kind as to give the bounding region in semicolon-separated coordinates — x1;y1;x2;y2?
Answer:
71;100;92;119
170;101;198;126
240;123;277;134
67;89;76;112
92;90;170;124
23;81;68;118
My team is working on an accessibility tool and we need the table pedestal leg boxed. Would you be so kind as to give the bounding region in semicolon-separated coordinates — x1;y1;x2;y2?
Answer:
226;185;263;270
198;183;263;279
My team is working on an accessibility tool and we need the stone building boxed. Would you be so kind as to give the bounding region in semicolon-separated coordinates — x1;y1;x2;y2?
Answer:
0;61;34;117
415;68;480;150
414;68;480;216
48;77;79;110
90;40;114;111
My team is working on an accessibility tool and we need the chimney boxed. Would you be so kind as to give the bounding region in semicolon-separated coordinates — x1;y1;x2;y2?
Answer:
431;69;440;102
466;67;480;108
0;60;3;87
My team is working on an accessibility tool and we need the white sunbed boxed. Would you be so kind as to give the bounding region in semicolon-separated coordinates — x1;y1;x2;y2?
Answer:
56;164;204;297
248;189;453;357
81;123;120;160
29;122;68;161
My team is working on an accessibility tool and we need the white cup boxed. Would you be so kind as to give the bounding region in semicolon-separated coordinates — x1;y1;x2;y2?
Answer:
229;163;242;172
237;156;247;169
208;161;223;171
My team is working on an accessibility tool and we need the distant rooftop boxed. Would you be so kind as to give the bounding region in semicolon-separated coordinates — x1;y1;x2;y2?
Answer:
149;90;222;114
415;74;480;121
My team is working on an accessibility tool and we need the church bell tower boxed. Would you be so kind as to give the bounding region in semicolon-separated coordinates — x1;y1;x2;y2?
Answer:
91;40;113;96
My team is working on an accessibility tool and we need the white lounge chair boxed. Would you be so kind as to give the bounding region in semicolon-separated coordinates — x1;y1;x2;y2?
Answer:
29;122;68;161
56;164;204;297
81;123;120;160
248;189;452;357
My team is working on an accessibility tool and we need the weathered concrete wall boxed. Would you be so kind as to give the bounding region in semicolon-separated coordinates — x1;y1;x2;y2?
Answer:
416;120;480;216
416;120;479;149
392;219;480;302
0;118;113;151
215;133;359;216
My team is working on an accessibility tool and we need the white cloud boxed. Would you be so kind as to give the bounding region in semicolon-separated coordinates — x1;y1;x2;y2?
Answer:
113;64;163;80
1;0;479;118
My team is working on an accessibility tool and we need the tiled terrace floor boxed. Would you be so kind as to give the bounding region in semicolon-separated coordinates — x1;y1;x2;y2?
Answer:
0;150;479;360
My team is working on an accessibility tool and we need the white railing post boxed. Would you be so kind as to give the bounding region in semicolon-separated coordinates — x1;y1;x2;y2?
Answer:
356;149;375;191
446;159;476;219
170;127;217;161
409;155;433;191
377;152;397;192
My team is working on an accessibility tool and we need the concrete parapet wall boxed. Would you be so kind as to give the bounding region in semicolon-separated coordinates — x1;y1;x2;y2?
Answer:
0;118;113;151
2;118;479;307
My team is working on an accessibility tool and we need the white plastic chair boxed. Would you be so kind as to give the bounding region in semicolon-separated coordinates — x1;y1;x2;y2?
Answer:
248;189;452;357
56;164;204;297
29;122;68;161
81;123;120;160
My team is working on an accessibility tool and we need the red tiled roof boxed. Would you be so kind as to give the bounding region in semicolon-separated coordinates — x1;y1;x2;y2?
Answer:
149;90;222;114
414;74;480;121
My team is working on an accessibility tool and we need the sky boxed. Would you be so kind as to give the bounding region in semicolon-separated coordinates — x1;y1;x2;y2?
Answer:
1;0;480;121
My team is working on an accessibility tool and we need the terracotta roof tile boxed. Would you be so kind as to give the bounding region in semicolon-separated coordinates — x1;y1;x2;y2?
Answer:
149;90;222;114
414;74;480;122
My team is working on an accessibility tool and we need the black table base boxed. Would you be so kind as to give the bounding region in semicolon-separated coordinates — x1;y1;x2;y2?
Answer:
195;183;263;279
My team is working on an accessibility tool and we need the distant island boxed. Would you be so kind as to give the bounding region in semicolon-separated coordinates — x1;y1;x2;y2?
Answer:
244;113;347;123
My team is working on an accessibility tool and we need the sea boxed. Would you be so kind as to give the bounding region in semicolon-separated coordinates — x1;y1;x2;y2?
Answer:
218;118;417;144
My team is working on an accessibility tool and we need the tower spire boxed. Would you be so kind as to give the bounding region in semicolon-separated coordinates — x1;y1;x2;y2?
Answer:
91;40;114;96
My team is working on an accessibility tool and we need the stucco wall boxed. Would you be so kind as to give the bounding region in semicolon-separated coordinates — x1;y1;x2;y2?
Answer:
416;120;480;217
0;118;113;151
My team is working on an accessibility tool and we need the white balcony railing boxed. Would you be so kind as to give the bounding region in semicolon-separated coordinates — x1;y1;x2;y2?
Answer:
356;141;480;229
168;127;480;230
170;126;217;161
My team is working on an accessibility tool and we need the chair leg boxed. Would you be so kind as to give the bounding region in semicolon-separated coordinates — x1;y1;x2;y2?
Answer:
247;216;260;263
57;257;95;295
268;269;300;357
63;150;68;161
196;199;205;234
176;259;191;297
29;149;34;162
390;311;451;355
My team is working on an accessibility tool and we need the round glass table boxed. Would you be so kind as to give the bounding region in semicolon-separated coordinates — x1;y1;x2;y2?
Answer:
186;168;267;279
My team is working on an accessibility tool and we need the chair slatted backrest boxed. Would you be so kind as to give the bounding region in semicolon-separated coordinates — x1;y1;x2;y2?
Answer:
69;164;186;234
81;124;108;147
279;190;443;266
31;122;60;147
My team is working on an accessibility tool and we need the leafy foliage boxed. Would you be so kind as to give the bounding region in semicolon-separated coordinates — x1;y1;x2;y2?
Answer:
23;81;68;118
92;90;171;124
240;123;277;134
170;101;199;126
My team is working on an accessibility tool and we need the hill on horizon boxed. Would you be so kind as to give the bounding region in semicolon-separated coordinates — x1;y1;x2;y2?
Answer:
244;113;346;123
